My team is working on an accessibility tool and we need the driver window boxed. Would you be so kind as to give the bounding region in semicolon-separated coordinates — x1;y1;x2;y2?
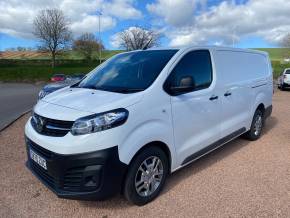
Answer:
166;50;213;92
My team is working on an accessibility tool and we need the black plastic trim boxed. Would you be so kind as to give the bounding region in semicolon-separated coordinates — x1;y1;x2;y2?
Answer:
182;127;246;165
264;105;272;119
25;136;128;200
252;83;267;89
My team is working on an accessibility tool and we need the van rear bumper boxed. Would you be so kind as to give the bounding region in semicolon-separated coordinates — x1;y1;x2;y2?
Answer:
25;136;127;200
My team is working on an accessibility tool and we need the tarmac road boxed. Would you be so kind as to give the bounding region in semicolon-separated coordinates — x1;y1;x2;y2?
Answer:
0;83;40;130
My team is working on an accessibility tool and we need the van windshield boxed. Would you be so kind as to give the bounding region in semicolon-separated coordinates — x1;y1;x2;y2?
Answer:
286;70;290;74
77;50;178;93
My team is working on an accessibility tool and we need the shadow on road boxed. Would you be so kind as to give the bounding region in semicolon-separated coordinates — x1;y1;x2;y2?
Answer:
163;116;278;196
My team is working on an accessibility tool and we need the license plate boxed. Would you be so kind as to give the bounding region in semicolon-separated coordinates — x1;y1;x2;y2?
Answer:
30;149;47;170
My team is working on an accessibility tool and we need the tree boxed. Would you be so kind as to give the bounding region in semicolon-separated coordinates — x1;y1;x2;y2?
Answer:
16;47;25;51
117;26;160;51
33;9;71;67
281;34;290;48
281;34;290;59
73;33;104;60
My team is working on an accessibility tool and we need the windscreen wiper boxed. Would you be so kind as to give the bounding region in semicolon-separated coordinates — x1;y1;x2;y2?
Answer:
109;88;145;93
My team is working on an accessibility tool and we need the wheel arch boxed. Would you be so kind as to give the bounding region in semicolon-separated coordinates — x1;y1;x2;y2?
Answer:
256;103;265;114
128;141;172;174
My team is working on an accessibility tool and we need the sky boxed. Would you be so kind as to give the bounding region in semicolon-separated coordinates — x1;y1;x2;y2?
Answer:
0;0;290;51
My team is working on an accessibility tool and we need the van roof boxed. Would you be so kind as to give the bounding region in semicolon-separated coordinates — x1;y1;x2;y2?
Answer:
148;45;268;56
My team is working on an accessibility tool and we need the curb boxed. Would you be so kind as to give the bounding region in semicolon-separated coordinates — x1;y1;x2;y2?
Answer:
0;110;31;132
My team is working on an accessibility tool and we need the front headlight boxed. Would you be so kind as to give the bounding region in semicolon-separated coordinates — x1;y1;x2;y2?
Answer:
71;108;129;136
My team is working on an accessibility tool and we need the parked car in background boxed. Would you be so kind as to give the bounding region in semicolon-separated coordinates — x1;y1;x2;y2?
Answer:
51;74;66;82
277;68;290;90
67;74;86;81
39;74;86;100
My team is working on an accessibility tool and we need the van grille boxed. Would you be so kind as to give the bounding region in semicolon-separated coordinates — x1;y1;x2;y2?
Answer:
31;113;74;137
28;138;53;159
30;161;58;188
63;167;85;191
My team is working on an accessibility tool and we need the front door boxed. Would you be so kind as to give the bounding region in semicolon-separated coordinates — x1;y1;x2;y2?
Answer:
165;50;222;166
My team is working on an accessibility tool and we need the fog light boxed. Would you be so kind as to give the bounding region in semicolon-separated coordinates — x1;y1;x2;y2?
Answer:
84;175;98;187
83;165;102;189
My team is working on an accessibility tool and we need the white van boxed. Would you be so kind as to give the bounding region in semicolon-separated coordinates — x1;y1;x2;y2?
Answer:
25;46;273;205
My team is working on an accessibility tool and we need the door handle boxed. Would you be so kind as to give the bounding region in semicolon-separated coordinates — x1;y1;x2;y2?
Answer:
224;91;232;97
209;95;219;101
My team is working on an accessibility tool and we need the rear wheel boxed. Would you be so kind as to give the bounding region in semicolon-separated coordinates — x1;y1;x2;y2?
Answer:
244;109;264;141
123;146;169;206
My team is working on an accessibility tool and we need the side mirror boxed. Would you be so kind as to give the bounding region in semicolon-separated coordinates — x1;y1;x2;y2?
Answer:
169;76;195;95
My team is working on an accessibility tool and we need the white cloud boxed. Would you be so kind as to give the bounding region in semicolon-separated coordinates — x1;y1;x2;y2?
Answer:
70;15;116;35
147;0;196;27
0;0;142;39
148;0;290;47
110;33;122;48
103;0;142;20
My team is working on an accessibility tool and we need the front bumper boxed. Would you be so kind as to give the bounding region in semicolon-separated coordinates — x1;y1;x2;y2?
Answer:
282;82;290;87
25;137;127;200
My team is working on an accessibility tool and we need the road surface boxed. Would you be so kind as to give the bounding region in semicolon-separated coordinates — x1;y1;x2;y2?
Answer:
0;90;290;217
0;83;40;130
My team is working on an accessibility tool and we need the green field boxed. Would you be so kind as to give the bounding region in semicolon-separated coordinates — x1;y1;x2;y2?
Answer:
256;48;290;61
255;48;290;78
0;61;99;82
0;48;290;82
0;50;123;82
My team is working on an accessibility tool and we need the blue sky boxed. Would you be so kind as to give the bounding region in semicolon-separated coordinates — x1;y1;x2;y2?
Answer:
0;0;288;51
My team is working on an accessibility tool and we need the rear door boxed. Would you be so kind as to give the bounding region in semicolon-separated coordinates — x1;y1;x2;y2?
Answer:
165;49;222;166
213;50;261;138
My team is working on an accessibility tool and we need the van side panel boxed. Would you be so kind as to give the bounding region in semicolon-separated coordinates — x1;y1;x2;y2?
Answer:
213;50;271;137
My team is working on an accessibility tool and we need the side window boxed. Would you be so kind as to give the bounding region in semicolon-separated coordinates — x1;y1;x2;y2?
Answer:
165;50;212;94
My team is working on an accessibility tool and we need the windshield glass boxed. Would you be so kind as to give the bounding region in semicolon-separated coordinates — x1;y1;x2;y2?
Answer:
77;50;178;93
286;70;290;74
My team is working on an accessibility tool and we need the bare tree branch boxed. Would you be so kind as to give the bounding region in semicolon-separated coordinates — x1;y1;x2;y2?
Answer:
281;34;290;48
33;9;72;67
117;26;160;51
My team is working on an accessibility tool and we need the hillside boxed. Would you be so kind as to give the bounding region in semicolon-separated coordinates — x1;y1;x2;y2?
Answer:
0;50;123;60
1;48;289;62
255;48;290;61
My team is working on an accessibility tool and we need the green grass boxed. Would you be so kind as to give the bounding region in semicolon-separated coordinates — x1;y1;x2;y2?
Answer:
255;48;290;61
61;50;124;60
0;62;99;82
254;48;290;78
0;50;123;82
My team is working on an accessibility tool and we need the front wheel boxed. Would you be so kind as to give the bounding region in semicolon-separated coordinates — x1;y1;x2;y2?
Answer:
123;146;169;206
244;109;264;141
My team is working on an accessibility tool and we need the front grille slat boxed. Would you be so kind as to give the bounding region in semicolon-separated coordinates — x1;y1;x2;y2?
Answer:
30;161;56;187
27;138;90;192
63;167;85;191
31;113;74;137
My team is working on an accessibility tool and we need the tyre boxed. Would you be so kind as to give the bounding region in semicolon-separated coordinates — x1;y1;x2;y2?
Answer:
123;146;169;206
244;109;264;141
281;85;285;91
